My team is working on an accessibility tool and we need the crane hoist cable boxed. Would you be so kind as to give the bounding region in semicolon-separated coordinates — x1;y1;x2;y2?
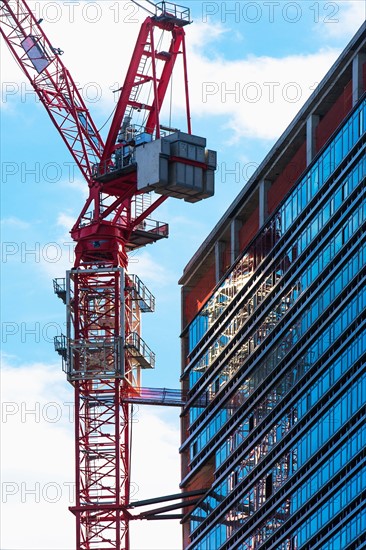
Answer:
169;68;173;129
97;103;118;134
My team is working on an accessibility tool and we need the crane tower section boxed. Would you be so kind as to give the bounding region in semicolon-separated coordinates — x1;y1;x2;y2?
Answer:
55;268;154;549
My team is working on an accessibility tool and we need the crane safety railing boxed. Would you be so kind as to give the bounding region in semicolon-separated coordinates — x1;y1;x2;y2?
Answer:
54;334;67;360
131;0;190;24
128;274;156;313
78;209;168;237
125;332;156;369
53;278;67;303
155;1;190;22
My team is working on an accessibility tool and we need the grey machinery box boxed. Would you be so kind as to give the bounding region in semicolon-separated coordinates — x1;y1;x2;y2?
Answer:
135;131;216;202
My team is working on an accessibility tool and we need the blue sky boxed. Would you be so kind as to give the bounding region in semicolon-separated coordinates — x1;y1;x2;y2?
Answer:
1;1;365;548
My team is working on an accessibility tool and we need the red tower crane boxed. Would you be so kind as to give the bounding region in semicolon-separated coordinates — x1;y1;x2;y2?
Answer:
0;1;215;549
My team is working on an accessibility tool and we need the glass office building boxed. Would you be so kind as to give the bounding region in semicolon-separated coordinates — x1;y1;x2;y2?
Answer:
179;24;366;550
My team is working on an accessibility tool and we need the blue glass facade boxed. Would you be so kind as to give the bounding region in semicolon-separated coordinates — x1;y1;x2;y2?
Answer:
180;41;366;549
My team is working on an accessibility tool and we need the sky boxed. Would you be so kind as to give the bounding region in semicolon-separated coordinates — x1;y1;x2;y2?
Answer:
1;1;365;548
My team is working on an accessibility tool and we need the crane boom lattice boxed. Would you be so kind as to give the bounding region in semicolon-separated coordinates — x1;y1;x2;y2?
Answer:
0;0;104;181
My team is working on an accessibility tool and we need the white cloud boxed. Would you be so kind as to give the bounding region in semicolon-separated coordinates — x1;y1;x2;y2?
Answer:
1;360;75;549
59;176;89;199
129;249;176;286
129;408;181;550
28;211;77;279
0;216;31;229
314;0;366;39
0;212;75;280
1;359;182;549
188;20;229;47
32;232;75;281
186;40;341;141
56;212;76;232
